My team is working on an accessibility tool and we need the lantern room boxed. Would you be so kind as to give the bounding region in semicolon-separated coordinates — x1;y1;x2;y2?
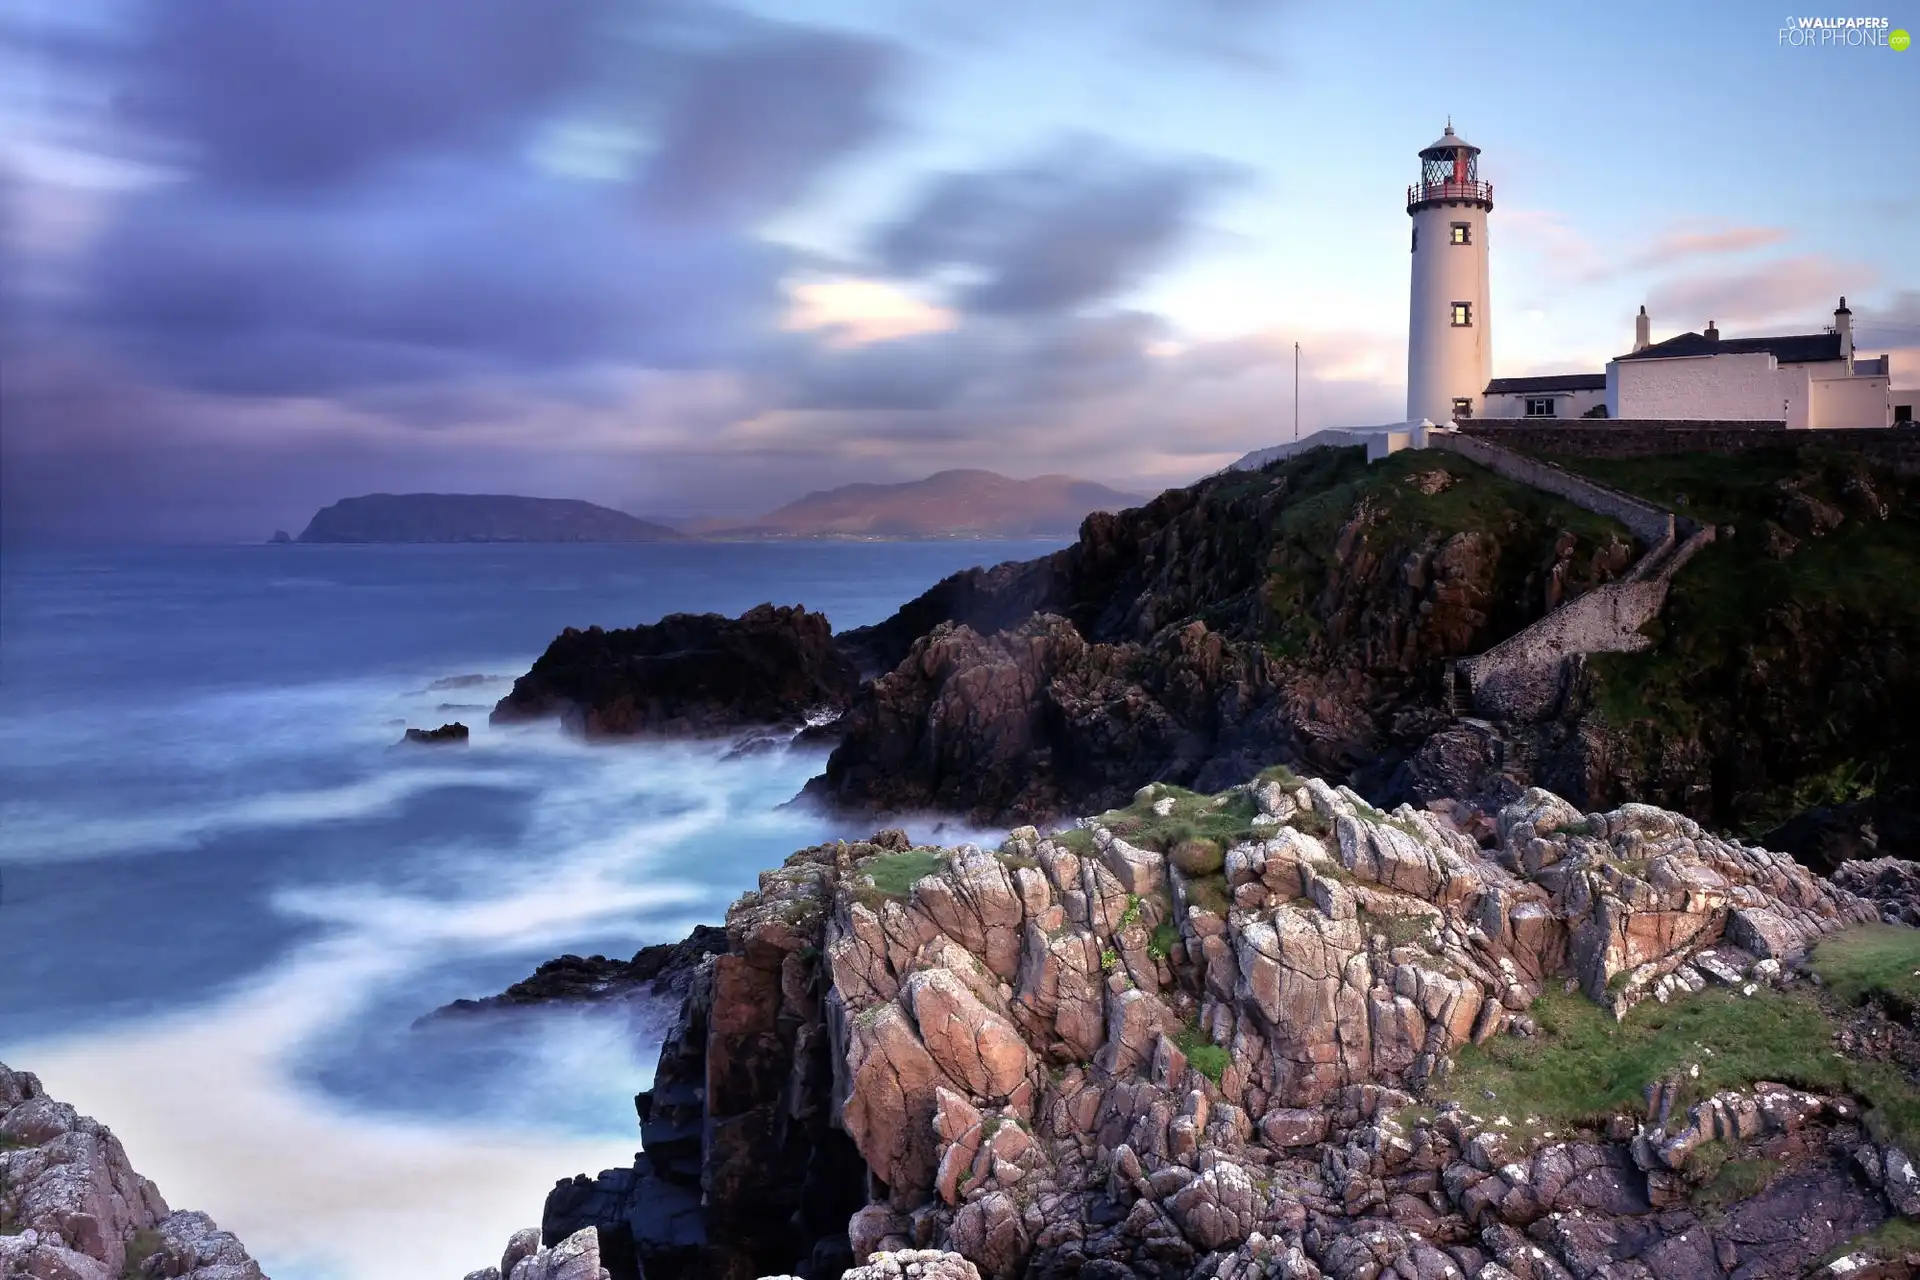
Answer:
1408;122;1493;213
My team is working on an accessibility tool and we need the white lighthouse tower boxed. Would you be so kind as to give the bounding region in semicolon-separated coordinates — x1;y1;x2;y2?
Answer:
1406;122;1493;423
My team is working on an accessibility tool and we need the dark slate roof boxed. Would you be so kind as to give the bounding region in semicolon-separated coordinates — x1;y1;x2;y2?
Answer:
1484;373;1606;394
1615;331;1843;364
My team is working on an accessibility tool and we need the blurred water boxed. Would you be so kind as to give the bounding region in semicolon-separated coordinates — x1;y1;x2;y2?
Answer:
0;540;1043;1280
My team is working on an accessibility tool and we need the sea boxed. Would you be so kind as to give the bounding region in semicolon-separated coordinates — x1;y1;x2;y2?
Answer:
0;541;1055;1280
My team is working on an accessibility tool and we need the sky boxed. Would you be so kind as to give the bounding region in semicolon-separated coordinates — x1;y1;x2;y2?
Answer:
1;0;1916;542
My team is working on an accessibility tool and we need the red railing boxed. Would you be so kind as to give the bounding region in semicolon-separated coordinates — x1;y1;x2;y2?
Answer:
1407;179;1494;210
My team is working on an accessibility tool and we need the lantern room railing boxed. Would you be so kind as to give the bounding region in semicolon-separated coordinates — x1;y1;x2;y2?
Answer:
1407;179;1494;210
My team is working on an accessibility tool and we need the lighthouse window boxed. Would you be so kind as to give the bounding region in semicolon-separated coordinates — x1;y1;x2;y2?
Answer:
1411;226;1418;252
1450;302;1473;327
1451;398;1473;419
1450;222;1471;245
1525;397;1556;417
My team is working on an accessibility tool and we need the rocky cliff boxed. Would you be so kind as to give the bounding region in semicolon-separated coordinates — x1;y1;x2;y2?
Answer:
0;1063;266;1280
811;447;1638;823
809;441;1920;859
1499;445;1920;856
492;605;861;738
512;773;1920;1280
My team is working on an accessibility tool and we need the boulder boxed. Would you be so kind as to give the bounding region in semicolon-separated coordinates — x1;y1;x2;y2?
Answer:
492;604;859;736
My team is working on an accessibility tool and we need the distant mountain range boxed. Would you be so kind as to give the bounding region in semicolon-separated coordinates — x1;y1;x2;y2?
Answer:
297;494;680;543
288;472;1143;544
697;470;1145;538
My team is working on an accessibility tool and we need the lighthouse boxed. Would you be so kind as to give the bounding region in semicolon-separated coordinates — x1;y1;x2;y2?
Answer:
1406;123;1493;423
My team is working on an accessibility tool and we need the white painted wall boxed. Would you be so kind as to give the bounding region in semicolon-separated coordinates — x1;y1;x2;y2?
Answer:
1809;369;1890;427
1607;351;1891;427
1407;202;1491;423
1608;353;1808;425
1481;387;1607;419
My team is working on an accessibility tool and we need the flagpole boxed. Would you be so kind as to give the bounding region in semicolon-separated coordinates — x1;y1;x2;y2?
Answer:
1293;342;1300;442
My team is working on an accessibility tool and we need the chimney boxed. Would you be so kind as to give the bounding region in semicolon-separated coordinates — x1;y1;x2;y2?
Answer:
1835;295;1853;362
1634;305;1650;352
1705;320;1720;342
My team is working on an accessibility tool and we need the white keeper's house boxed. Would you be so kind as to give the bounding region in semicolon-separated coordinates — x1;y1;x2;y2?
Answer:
1402;124;1914;429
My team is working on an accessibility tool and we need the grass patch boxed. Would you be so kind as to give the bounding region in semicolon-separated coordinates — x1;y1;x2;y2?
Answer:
122;1228;165;1279
1440;985;1920;1148
857;848;947;898
1357;906;1435;949
1819;1217;1920;1268
1259;447;1636;667
1148;921;1180;961
1051;828;1096;857
1182;873;1233;917
1810;923;1920;1012
1554;449;1920;838
1100;786;1265;855
1174;1020;1233;1085
1689;1146;1782;1212
1256;764;1305;789
1290;808;1332;838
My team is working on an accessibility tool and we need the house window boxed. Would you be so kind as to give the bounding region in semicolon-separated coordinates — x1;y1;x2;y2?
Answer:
1450;302;1472;327
1411;226;1418;253
1525;397;1556;417
1897;403;1914;424
1451;397;1472;419
1450;222;1471;245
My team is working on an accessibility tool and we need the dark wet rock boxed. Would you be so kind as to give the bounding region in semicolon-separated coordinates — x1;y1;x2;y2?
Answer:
399;722;470;746
1833;857;1920;927
427;925;729;1019
493;604;859;738
812;447;1638;825
1767;789;1920;874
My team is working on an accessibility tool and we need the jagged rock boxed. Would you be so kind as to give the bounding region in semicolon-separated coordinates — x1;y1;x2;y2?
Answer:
946;1194;1026;1279
1885;1145;1920;1218
499;1227;610;1280
838;1250;982;1280
493;603;859;736
398;721;469;746
515;772;1902;1280
902;968;1037;1105
429;925;730;1017
0;1063;264;1280
1164;1161;1259;1250
1833;858;1920;927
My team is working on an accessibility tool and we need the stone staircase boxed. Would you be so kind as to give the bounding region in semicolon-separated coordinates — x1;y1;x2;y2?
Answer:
1426;431;1716;723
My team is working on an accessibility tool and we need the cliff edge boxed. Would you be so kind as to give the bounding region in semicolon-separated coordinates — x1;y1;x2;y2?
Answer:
494;771;1920;1280
0;1063;267;1280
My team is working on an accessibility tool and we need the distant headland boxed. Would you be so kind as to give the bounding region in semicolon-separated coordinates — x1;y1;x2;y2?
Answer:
693;469;1145;539
286;471;1144;544
295;493;681;543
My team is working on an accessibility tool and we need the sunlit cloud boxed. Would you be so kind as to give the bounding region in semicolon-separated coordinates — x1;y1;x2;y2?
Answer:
780;273;959;347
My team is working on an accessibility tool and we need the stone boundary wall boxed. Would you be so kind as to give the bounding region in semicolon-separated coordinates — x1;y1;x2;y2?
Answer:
1433;431;1728;723
1427;430;1675;546
1461;421;1920;475
1459;580;1664;721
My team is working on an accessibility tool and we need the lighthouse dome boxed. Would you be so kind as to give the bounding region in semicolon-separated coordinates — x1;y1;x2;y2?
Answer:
1418;124;1480;158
